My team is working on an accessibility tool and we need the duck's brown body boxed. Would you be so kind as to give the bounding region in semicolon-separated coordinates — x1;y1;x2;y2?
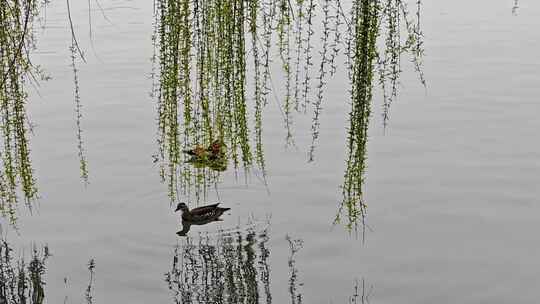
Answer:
175;202;231;236
175;202;231;222
182;140;226;159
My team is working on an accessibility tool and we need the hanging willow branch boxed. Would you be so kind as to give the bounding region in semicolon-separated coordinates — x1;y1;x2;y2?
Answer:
154;0;425;231
155;0;262;202
0;0;43;225
335;0;425;233
67;0;89;184
308;0;331;162
277;0;294;145
335;0;380;234
378;0;425;129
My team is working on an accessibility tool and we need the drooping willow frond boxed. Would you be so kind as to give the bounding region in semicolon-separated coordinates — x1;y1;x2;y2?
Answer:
155;0;258;202
336;0;425;233
336;0;380;234
0;0;43;225
154;0;425;231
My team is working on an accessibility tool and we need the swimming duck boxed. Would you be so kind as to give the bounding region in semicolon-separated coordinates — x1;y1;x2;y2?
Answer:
182;140;226;159
174;202;231;222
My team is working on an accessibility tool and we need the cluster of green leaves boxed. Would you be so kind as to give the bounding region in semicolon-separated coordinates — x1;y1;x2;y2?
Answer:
0;0;43;225
0;240;50;304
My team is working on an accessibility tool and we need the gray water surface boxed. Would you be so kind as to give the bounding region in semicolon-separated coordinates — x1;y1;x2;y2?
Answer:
5;0;540;303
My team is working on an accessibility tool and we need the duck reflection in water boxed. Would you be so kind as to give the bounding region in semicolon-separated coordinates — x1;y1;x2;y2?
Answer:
175;202;231;236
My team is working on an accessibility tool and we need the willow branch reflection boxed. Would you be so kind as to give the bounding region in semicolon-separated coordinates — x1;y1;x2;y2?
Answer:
84;259;96;304
0;237;97;304
168;226;373;303
167;225;275;303
286;235;303;304
348;279;372;304
0;239;50;304
258;229;271;304
512;0;519;15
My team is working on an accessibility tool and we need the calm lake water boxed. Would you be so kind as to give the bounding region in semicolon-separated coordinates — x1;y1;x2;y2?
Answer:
4;0;540;303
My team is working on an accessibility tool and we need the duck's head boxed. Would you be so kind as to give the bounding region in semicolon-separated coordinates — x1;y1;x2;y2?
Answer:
175;202;189;212
209;140;225;154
